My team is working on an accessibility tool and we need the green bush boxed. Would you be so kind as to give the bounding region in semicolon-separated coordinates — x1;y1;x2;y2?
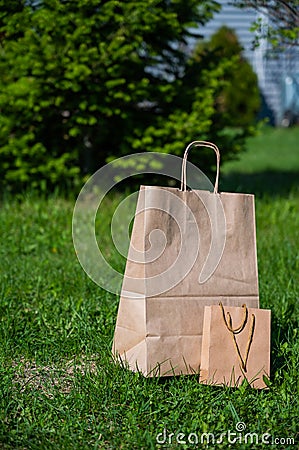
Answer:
208;26;261;128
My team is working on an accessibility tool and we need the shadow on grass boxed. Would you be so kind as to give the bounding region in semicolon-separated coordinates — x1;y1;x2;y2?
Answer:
220;170;299;197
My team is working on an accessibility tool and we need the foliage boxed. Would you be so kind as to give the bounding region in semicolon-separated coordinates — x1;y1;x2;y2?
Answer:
221;125;299;196
198;26;260;130
0;0;261;192
131;28;261;174
232;0;299;48
158;26;261;175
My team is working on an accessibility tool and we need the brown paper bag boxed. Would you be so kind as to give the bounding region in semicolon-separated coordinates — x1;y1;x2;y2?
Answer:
112;141;260;376
200;304;271;388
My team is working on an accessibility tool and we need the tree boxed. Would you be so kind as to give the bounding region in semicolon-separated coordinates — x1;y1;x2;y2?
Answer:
0;0;259;191
232;1;299;47
207;26;260;128
136;26;261;174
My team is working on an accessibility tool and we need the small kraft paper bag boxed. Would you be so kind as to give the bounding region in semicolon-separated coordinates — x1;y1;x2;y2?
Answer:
200;304;271;389
112;141;260;376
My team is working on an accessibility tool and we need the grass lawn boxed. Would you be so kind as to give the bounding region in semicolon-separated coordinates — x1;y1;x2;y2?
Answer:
0;127;298;449
221;126;299;196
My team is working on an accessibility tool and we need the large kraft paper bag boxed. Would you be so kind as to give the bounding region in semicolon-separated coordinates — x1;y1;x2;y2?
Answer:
112;141;260;376
199;304;271;389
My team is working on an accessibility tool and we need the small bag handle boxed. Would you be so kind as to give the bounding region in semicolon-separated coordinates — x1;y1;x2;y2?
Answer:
219;302;256;373
180;140;220;193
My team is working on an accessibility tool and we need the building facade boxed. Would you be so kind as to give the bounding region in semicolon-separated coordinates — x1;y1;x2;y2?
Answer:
201;0;299;125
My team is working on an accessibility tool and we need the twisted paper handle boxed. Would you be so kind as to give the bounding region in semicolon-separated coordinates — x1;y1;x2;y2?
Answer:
219;303;255;373
180;141;220;193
